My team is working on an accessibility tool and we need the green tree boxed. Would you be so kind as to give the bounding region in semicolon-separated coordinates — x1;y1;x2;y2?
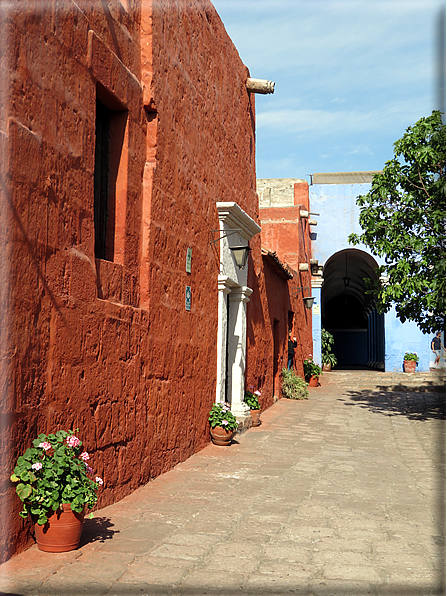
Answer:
349;111;445;334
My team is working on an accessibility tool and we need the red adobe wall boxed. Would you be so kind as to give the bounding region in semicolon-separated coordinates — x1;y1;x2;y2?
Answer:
260;205;302;272
247;241;302;401
257;180;313;378
0;0;259;562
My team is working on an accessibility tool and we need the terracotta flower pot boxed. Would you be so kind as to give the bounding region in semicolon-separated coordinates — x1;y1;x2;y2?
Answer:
34;503;85;552
308;375;319;387
322;363;331;372
250;409;261;427
210;426;236;446
404;360;417;373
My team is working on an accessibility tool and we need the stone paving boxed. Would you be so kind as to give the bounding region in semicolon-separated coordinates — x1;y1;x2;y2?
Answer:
0;371;445;596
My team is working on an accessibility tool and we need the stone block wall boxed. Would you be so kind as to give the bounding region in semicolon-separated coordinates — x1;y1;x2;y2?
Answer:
0;0;312;562
257;178;307;208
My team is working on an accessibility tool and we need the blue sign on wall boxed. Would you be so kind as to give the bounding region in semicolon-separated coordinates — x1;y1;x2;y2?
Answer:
185;286;191;311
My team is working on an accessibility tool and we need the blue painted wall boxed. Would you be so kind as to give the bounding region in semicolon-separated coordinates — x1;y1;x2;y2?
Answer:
385;307;438;372
310;181;432;372
310;183;371;263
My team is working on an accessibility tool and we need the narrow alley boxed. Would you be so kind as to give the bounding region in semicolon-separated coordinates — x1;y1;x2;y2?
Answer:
1;371;445;596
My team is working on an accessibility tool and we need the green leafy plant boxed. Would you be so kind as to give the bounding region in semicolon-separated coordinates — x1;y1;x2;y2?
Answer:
303;356;321;379
281;368;309;400
208;403;239;431
322;352;337;367
244;390;261;410
404;352;419;362
349;111;446;334
321;329;337;367
10;429;103;526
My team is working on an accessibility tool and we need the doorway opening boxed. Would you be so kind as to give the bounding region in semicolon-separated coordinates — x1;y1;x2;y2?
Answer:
322;249;385;369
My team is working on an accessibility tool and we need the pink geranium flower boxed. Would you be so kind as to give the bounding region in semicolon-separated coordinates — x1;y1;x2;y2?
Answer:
80;452;90;461
66;436;81;448
32;462;43;471
95;477;104;486
39;442;51;451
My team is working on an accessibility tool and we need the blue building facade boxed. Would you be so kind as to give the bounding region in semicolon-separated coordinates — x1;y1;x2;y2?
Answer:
309;172;442;373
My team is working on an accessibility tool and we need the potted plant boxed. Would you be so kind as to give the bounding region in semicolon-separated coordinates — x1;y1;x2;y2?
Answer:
321;329;337;372
303;355;321;387
403;352;419;373
208;403;239;445
10;429;103;552
244;389;262;426
322;353;337;372
281;368;309;399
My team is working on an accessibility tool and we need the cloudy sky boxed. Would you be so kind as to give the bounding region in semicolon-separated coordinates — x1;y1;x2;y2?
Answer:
211;0;445;180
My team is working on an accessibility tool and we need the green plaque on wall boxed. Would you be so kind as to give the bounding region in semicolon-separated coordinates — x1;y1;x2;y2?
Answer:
186;248;192;273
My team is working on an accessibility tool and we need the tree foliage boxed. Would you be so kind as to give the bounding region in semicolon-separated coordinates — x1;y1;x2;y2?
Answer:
349;111;446;334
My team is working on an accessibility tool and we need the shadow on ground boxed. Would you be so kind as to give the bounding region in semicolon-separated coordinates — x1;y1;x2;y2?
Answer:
78;516;118;547
341;389;446;421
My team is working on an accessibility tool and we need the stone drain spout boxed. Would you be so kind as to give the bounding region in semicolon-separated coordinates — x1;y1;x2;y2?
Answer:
246;78;275;94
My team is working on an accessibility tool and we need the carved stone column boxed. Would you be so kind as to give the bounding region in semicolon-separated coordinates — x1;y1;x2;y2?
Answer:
227;286;253;420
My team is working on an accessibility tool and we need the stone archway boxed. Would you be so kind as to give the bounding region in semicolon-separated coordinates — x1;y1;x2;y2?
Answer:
322;248;385;369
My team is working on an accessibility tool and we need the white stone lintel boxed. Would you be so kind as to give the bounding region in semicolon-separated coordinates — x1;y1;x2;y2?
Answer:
216;202;261;242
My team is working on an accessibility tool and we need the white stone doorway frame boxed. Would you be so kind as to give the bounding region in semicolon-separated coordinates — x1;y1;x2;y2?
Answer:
215;202;261;421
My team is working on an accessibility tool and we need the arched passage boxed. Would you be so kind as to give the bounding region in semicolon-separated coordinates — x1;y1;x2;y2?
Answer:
322;249;385;369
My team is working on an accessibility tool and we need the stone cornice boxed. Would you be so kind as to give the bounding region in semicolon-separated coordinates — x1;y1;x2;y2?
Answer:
229;286;253;303
216;202;261;241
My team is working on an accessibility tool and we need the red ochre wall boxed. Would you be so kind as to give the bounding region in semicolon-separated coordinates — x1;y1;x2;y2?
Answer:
246;247;301;403
256;181;313;385
293;181;314;366
0;0;259;562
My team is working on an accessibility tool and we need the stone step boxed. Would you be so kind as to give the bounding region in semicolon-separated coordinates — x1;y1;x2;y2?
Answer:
321;370;446;393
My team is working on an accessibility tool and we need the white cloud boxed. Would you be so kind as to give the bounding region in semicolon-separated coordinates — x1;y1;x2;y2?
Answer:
215;0;441;88
212;0;444;178
255;99;430;138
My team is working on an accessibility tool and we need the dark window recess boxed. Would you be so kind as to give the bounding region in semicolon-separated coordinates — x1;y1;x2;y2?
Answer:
94;100;111;260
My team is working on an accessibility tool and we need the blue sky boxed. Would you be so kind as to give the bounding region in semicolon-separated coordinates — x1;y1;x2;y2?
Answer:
211;0;445;180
